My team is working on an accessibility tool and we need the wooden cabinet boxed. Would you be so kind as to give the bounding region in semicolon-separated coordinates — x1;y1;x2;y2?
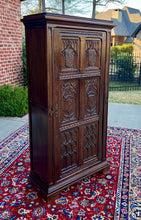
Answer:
22;13;114;201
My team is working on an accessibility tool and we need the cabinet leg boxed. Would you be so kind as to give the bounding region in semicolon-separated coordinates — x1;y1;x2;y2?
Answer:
97;165;110;175
102;165;110;174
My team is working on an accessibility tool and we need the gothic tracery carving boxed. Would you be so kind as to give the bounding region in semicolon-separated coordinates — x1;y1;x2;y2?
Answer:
60;128;78;170
85;40;100;68
83;123;97;161
61;39;78;70
61;80;78;123
85;79;98;117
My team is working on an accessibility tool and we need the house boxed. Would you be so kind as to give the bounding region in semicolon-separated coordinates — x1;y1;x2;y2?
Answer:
132;23;141;55
0;0;23;87
96;7;141;54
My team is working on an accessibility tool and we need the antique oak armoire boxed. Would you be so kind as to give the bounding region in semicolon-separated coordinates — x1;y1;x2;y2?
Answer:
22;13;114;201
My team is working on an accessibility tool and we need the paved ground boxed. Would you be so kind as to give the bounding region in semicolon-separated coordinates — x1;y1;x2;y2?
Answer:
0;103;141;142
108;103;141;130
0;114;29;142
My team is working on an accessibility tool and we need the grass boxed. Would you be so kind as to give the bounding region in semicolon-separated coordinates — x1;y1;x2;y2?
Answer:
109;81;141;91
109;90;141;105
109;81;139;87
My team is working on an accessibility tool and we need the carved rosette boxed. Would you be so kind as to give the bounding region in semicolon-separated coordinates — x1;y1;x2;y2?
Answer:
83;123;97;161
85;78;98;117
60;80;79;124
60;128;78;170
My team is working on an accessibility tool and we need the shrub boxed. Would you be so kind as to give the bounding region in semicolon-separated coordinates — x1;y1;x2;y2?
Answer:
115;53;137;81
111;44;133;59
0;84;28;117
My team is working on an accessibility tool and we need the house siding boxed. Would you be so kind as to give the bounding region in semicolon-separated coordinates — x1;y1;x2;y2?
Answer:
111;36;127;46
133;30;141;56
0;0;23;87
136;30;141;41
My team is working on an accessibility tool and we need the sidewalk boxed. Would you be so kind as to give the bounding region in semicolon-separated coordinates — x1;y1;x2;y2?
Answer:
0;103;141;142
0;114;29;142
108;103;141;130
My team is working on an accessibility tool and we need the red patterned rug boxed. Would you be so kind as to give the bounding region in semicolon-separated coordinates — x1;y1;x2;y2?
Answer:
0;124;141;220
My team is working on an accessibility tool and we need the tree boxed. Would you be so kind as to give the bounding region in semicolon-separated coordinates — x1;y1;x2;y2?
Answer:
38;0;45;12
62;0;65;14
45;0;72;15
21;0;126;18
60;0;126;18
90;0;126;19
21;0;90;17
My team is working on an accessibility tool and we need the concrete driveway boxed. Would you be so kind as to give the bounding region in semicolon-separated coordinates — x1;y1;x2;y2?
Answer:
0;103;141;142
108;103;141;130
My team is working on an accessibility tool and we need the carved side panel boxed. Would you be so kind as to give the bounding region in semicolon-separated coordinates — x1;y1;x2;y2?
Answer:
60;128;78;171
84;78;99;117
60;80;79;124
61;38;79;72
83;122;98;161
85;39;101;70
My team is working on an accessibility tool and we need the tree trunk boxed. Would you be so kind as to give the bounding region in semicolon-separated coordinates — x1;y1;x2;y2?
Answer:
42;0;46;13
62;0;65;15
92;0;96;19
38;0;45;13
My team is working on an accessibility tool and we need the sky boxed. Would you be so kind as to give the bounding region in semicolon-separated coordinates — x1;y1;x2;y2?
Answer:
97;0;141;12
21;0;141;18
66;0;141;18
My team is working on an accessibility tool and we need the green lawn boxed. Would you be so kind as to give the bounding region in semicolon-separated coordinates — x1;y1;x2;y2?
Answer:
109;81;139;87
109;90;141;105
109;81;141;91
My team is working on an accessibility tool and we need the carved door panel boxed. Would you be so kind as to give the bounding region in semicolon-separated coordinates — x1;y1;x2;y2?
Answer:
53;28;106;181
84;38;101;71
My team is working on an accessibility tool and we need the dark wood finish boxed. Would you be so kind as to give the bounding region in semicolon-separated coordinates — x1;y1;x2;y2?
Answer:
22;13;114;202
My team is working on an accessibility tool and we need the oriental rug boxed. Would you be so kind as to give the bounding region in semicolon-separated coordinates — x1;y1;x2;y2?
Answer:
0;124;141;220
0;123;29;175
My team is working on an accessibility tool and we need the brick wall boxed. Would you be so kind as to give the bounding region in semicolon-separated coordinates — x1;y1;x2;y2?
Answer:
0;0;23;87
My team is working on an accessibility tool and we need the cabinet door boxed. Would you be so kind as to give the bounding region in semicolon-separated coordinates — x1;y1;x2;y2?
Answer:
52;28;106;181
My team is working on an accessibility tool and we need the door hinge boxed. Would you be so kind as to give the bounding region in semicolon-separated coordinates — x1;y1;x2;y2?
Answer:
48;106;53;118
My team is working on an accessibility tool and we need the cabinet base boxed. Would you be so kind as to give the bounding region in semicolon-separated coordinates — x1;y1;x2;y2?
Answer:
29;160;110;202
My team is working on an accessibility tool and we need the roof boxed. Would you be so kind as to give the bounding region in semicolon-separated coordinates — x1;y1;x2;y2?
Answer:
123;6;141;15
96;7;141;37
124;36;133;43
132;23;141;37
